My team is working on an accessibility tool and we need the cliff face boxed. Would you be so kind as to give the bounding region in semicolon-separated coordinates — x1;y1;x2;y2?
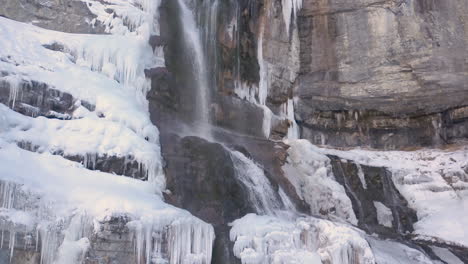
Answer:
1;0;468;263
0;0;104;33
162;0;468;149
296;0;468;148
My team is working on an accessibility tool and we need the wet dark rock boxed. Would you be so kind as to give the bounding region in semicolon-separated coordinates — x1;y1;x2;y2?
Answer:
161;134;251;264
212;95;266;138
149;35;165;50
42;42;65;52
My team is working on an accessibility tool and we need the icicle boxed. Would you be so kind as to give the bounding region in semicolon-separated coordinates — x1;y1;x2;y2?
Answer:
6;76;22;109
285;98;299;139
9;229;15;262
356;164;368;190
0;181;17;209
281;0;303;35
128;218;214;264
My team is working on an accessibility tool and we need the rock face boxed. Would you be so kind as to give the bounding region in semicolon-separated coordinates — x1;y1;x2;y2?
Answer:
160;135;250;264
0;0;104;33
296;0;468;149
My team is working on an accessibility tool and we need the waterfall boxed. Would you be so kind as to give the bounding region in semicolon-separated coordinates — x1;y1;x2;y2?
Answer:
177;0;212;137
228;149;296;218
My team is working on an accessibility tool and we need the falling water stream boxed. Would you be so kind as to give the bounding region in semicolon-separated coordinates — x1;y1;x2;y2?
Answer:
177;0;212;137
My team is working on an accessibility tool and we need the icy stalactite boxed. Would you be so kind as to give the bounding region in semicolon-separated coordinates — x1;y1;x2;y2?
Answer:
1;75;23;109
54;213;92;264
281;0;302;35
0;181;18;210
356;164;368;190
128;218;215;264
83;153;97;170
167;219;215;264
285;98;299;139
0;188;36;263
69;40;148;88
257;22;273;139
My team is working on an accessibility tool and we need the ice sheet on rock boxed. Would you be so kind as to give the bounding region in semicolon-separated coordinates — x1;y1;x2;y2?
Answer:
0;104;164;186
282;140;357;224
317;145;468;246
230;214;375;264
0;143;215;264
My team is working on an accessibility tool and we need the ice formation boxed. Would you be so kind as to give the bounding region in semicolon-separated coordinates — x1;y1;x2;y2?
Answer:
319;145;468;247
0;0;216;262
228;144;375;264
0;104;164;186
229;214;375;264
0;142;215;264
281;0;303;35
282;140;358;224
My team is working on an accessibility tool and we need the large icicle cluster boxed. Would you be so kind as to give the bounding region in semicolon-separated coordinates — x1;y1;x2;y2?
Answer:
281;0;302;35
0;142;215;264
230;214;375;264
